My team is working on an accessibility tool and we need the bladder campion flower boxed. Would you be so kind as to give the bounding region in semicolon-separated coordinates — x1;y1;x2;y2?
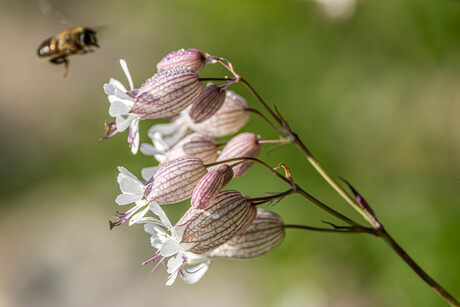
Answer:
145;90;251;150
103;60;203;154
210;209;285;259
189;84;227;123
214;132;263;177
156;48;208;73
191;164;234;209
143;190;256;285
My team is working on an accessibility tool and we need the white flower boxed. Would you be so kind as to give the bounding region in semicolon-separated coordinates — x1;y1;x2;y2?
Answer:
103;59;141;154
140;131;170;164
147;113;191;148
143;203;211;286
110;167;153;228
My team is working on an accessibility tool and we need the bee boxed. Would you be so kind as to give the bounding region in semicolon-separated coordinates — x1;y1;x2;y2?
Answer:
37;27;99;78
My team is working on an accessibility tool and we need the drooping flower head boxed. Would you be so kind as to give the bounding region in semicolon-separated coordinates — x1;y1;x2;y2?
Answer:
187;90;250;137
210;208;285;259
110;156;209;228
189;84;227;124
144;90;251;151
103;60;203;154
140;132;218;180
157;48;209;73
215;132;263;177
143;190;257;285
191;164;234;210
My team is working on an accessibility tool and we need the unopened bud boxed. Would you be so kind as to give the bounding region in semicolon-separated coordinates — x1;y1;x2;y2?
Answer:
175;190;257;254
189;84;227;124
216;132;262;177
187;91;250;137
157;48;208;73
191;165;234;209
210;209;285;259
145;156;207;204
129;67;202;119
164;133;218;164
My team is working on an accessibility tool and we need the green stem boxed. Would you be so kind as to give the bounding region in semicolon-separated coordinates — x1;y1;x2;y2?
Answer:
292;134;379;227
295;188;361;227
284;224;372;234
379;229;460;307
247;108;280;131
239;78;283;126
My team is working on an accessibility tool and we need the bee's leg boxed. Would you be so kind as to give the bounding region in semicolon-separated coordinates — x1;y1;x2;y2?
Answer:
49;55;69;78
62;59;69;78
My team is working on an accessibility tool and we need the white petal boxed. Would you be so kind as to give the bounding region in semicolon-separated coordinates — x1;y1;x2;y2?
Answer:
109;101;132;117
114;88;133;101
144;223;166;237
152;132;170;152
103;83;115;95
120;59;134;91
140;143;164;156
141;166;159;181
167;252;183;274
149;202;172;229
128;120;140;155
181;261;210;284
148;122;179;138
115;193;143;205
164;124;190;147
129;205;150;225
166;270;179;286
134;216;162;225
161;239;181;257
109;78;127;92
116;115;134;132
119;177;144;195
154;154;167;164
117;166;138;181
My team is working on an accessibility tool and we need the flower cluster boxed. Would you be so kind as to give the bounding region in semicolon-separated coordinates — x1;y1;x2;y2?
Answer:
104;48;287;285
100;48;460;307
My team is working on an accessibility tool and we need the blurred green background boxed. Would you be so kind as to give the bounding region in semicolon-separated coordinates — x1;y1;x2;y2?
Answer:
1;0;459;306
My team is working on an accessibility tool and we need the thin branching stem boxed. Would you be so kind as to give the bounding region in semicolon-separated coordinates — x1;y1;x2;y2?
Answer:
379;229;460;307
205;157;362;227
284;224;373;234
237;76;460;307
247;108;279;131
239;78;283;126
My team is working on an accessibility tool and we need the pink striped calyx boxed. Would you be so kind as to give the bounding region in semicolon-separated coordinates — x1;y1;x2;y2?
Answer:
187;90;250;137
144;156;208;204
174;190;257;254
162;132;218;164
209;209;285;259
157;48;208;73
191;164;234;210
215;132;262;177
189;84;227;124
129;66;203;120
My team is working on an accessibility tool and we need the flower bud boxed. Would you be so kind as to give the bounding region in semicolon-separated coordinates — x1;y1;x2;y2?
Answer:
216;132;262;177
164;133;218;164
157;48;208;73
174;190;257;254
129;67;202;119
145;156;208;204
189;84;227;124
187;91;250;137
191;164;234;209
210;209;285;259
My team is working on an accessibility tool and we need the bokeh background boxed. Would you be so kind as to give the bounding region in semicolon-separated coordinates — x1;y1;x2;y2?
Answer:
1;0;459;306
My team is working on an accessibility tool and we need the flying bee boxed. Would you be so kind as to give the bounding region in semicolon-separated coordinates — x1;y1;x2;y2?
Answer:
37;27;99;78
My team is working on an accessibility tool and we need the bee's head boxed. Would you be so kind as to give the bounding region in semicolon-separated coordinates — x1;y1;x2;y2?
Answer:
81;28;99;48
